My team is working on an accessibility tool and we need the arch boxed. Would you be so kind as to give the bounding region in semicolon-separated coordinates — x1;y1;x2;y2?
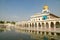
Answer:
51;22;54;28
35;23;37;27
38;23;41;27
26;24;28;27
39;31;40;34
30;23;31;27
42;23;44;28
32;23;34;27
46;22;49;28
56;22;60;28
25;24;26;27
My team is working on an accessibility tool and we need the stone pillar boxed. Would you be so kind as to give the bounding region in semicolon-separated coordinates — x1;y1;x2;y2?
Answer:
44;22;46;29
37;22;39;34
28;23;29;27
29;23;32;33
33;23;35;34
40;22;42;35
54;21;56;31
49;22;51;29
44;22;46;35
48;22;51;35
40;22;42;29
37;22;38;29
28;23;30;32
54;21;56;36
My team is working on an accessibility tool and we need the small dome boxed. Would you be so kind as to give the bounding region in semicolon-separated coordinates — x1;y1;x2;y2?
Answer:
43;5;49;10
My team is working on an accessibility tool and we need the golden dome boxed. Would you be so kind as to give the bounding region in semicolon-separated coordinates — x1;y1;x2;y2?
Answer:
43;5;49;10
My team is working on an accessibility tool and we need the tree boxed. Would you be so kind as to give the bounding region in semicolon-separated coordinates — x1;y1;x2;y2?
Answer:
11;21;15;24
0;21;5;24
6;21;10;23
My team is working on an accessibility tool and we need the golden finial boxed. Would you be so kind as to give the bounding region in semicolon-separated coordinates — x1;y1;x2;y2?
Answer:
43;5;49;10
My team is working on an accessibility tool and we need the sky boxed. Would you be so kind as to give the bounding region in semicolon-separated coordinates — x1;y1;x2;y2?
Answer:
0;0;60;21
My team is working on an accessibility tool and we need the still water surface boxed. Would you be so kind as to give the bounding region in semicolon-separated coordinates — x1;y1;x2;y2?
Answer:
0;31;38;40
0;31;59;40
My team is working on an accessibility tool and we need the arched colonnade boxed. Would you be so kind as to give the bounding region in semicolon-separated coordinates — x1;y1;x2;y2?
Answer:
20;21;60;29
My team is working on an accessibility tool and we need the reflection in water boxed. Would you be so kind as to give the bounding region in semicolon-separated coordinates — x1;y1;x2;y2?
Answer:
43;36;48;40
0;31;60;40
0;31;35;40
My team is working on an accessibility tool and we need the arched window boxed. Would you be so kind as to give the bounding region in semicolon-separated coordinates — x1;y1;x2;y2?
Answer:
30;23;31;27
32;23;34;27
56;22;60;28
46;23;49;28
51;22;54;28
42;23;44;27
25;24;26;27
35;23;37;27
38;23;41;27
26;24;28;27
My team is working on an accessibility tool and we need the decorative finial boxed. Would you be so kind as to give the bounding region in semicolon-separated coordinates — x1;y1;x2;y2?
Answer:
42;5;50;13
43;5;48;10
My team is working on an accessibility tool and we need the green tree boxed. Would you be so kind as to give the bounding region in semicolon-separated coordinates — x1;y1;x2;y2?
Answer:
11;21;15;25
0;21;5;24
6;21;11;23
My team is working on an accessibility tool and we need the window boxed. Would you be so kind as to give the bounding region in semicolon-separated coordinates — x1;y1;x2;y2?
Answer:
42;15;47;20
39;19;40;20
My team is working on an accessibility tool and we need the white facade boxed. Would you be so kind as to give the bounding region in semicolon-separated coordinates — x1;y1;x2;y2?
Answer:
16;5;60;36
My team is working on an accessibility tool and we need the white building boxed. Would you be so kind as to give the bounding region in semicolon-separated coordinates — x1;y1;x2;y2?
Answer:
16;5;60;36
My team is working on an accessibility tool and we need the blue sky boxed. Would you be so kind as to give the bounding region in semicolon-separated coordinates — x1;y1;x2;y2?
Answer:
0;0;60;21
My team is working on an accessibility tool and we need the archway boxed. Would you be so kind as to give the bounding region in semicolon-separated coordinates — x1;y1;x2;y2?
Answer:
25;24;26;27
56;22;60;28
32;23;34;27
26;24;28;27
38;23;41;27
46;22;49;28
42;23;44;28
30;23;31;27
35;23;37;27
51;22;54;28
